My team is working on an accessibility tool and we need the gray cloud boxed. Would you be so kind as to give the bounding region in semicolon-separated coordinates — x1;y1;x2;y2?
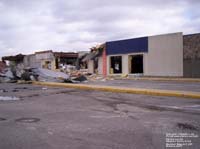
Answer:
0;0;200;58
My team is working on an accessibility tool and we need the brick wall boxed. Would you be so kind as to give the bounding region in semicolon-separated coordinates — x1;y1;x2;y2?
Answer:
0;61;6;72
183;33;200;78
183;33;200;59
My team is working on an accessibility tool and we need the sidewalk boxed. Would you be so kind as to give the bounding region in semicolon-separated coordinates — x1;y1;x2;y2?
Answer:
32;81;200;99
84;79;200;92
129;77;200;82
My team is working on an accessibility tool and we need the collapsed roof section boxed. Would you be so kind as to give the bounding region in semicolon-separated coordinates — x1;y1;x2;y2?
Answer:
2;54;25;62
82;52;97;62
54;52;78;58
82;44;105;62
2;51;79;61
35;50;53;54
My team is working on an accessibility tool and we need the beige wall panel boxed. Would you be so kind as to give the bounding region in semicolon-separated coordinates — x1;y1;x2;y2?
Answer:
145;32;183;76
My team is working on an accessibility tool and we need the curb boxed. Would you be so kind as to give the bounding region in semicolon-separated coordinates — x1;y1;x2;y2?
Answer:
32;81;200;99
131;77;200;83
115;77;200;83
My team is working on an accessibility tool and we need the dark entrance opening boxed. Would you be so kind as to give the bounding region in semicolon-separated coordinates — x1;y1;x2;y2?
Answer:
110;56;122;74
130;55;143;74
94;58;98;74
55;58;59;69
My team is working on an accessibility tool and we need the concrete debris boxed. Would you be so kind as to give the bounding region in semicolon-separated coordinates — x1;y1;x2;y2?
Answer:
87;74;109;82
0;89;7;93
72;75;87;82
21;71;37;81
0;66;88;83
60;64;76;73
0;68;14;78
0;68;16;83
31;68;70;82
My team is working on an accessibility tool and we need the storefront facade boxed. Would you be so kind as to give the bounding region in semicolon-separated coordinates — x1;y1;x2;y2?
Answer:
101;32;183;77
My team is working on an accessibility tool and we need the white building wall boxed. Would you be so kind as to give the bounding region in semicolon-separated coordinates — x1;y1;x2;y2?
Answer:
122;55;129;75
107;55;122;75
98;57;103;75
35;52;54;60
106;54;128;75
144;32;183;76
107;56;110;75
88;60;94;74
23;54;41;68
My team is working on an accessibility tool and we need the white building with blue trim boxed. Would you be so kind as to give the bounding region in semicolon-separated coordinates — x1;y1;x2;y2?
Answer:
88;32;183;77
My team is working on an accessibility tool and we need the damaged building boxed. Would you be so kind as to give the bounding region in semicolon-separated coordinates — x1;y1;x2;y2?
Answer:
23;50;78;70
82;45;104;74
1;51;88;83
88;32;184;77
87;32;200;78
54;52;78;69
1;32;199;79
24;50;54;69
2;54;25;66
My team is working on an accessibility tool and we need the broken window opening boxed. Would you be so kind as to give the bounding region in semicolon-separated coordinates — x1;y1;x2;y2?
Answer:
110;56;122;74
129;55;143;74
43;61;51;70
59;57;77;66
55;58;59;69
94;58;98;74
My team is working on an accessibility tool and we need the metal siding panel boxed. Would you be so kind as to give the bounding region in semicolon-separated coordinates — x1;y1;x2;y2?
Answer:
106;37;148;55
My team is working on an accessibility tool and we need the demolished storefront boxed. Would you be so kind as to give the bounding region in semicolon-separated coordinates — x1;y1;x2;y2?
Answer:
1;51;88;83
82;45;104;74
2;54;26;80
54;52;78;69
24;50;54;69
23;50;78;71
2;54;25;66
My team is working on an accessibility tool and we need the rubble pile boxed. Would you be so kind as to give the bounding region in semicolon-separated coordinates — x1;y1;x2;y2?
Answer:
0;68;16;83
87;74;113;82
31;68;70;82
0;66;88;83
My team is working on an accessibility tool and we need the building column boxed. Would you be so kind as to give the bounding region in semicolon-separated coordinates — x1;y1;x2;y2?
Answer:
122;55;129;75
102;48;107;76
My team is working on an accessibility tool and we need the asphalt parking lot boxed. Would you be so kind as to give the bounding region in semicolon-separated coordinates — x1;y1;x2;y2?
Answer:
0;83;199;149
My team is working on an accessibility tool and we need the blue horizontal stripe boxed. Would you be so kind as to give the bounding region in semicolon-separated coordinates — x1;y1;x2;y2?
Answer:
106;37;148;55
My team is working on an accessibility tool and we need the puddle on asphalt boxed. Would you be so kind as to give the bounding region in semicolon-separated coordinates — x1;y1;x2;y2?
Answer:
0;96;20;101
12;89;19;92
15;118;40;123
0;118;7;121
186;105;200;108
177;123;198;131
0;89;8;93
14;87;28;90
54;90;79;94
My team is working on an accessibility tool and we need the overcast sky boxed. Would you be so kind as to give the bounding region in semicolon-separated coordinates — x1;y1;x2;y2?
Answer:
0;0;199;58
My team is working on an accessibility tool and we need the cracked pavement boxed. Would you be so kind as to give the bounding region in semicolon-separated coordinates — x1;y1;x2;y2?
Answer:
0;83;199;149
